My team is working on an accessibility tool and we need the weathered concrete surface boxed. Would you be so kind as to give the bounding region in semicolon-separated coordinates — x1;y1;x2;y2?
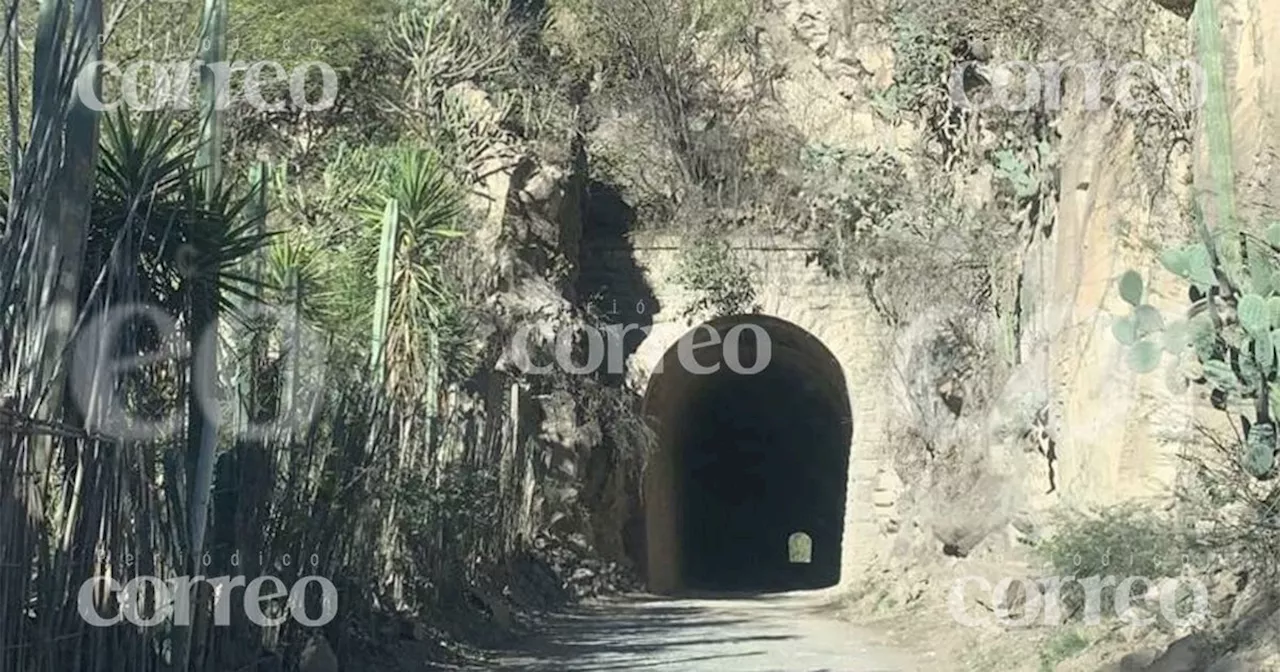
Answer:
492;593;931;671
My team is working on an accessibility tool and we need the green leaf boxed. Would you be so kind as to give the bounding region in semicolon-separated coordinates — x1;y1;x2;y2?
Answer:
1202;358;1237;392
1240;293;1270;335
1127;339;1162;373
1245;424;1276;478
1268;297;1280;328
1268;221;1280;248
1159;247;1191;277
1268;382;1280;420
1134;305;1164;336
1162;320;1188;352
1119;270;1144;306
1187;244;1216;288
1112;315;1138;345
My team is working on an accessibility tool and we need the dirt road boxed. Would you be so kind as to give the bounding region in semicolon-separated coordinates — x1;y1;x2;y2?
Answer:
492;593;938;671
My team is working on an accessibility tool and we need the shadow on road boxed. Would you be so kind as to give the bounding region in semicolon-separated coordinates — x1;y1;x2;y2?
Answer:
493;595;798;671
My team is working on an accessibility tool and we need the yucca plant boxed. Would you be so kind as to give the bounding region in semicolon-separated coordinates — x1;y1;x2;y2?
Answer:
353;146;471;604
361;147;466;396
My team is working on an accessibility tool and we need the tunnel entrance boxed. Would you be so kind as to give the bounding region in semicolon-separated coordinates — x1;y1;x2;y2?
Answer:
640;315;852;594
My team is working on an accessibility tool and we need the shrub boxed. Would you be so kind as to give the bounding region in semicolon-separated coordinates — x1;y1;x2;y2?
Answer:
872;11;953;118
671;236;759;320
801;144;1008;324
1109;212;1280;480
1039;630;1089;672
1175;423;1280;587
1036;504;1196;620
547;0;763;205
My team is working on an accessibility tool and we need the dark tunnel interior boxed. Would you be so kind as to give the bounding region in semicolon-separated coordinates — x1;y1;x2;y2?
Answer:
640;315;852;594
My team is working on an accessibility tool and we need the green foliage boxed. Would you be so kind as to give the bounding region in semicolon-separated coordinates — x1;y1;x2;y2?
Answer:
671;237;759;320
1110;273;1168;374
547;0;760;198
231;0;396;68
356;147;473;391
396;463;502;591
989;141;1057;208
263;233;331;323
1118;270;1144;306
1112;219;1280;479
1246;423;1277;478
1127;340;1162;373
802;141;1010;322
548;0;754;78
1039;630;1089;672
1133;304;1163;334
1107;271;1186;368
89;112;271;313
875;11;953;116
386;0;529;170
1109;0;1274;482
1037;505;1193;620
803;144;909;229
1111;315;1137;345
1110;0;1280;484
1159;242;1217;290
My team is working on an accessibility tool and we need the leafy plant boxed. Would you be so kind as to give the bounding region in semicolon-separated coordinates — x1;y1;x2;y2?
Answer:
671;236;759;320
802;142;1007;323
993;141;1055;201
385;0;526;176
1107;270;1178;375
1111;214;1280;480
359;147;469;394
878;12;953;116
1039;630;1089;672
1037;505;1193;620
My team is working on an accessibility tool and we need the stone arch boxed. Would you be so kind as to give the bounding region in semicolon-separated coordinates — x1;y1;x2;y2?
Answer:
638;314;853;593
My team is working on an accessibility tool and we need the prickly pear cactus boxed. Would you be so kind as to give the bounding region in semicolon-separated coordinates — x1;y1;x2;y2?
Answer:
1109;220;1280;480
1119;0;1280;481
1109;270;1177;374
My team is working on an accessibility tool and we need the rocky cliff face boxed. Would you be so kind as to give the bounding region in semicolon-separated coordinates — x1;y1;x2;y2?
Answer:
749;0;1280;667
472;0;1280;662
490;0;1206;574
749;0;1204;547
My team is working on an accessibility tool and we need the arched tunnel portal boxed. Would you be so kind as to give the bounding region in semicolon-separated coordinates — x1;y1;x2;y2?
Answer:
639;314;852;594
